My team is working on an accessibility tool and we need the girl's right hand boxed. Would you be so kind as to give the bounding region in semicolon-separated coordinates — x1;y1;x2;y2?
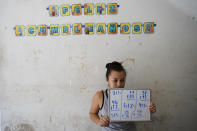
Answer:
97;115;110;127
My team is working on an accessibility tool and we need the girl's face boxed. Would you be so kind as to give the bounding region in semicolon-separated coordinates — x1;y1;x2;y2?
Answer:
107;70;126;88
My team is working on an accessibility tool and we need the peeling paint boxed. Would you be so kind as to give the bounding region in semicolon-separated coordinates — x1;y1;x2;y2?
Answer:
68;56;72;63
152;111;173;123
69;80;72;88
0;48;4;64
105;42;109;46
123;58;135;64
80;85;87;92
4;124;34;131
80;62;87;72
15;123;34;131
32;50;42;63
4;126;11;131
121;58;135;72
33;50;42;55
69;56;87;64
192;16;195;21
49;116;52;123
154;80;159;87
75;56;86;60
185;63;196;75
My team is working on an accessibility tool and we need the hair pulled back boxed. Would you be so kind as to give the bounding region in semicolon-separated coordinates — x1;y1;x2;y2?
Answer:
106;61;126;80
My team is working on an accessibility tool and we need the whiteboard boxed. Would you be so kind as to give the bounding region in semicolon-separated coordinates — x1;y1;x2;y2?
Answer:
109;89;151;122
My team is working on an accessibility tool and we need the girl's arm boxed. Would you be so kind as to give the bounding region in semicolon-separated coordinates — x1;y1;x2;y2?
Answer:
89;91;109;127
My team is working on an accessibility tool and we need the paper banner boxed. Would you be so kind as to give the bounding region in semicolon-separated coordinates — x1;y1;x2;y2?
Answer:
47;3;119;16
85;23;94;35
96;3;106;15
62;24;71;35
27;25;36;36
108;23;118;34
15;25;25;36
50;25;59;36
38;25;47;36
72;24;82;35
120;23;130;34
60;5;70;16
107;3;118;15
96;23;106;34
84;4;94;15
14;23;156;36
144;22;154;34
49;5;59;16
72;4;82;16
132;23;142;34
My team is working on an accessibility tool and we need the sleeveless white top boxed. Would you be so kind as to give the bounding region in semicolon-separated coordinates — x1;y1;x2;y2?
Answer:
99;89;137;131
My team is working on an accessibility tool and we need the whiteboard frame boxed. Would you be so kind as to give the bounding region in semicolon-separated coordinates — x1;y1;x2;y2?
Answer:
108;88;152;122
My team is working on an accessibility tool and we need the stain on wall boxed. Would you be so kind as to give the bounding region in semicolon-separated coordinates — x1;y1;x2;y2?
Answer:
4;126;11;131
0;48;4;64
4;123;34;131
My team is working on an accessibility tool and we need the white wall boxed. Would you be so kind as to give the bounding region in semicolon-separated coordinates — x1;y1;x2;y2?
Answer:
168;0;197;18
0;0;197;131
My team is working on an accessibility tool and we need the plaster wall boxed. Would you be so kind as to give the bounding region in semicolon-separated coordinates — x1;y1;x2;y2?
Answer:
0;0;197;131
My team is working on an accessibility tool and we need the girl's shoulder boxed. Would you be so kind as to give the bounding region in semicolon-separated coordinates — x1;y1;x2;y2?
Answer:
94;90;103;100
93;90;104;109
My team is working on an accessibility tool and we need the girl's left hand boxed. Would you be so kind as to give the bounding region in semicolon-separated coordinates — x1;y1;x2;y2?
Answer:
149;102;156;113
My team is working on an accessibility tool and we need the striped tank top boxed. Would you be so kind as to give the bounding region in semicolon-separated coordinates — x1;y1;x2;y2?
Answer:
99;89;137;131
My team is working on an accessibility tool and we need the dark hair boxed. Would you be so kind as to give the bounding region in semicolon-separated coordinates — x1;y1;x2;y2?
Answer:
106;61;126;80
